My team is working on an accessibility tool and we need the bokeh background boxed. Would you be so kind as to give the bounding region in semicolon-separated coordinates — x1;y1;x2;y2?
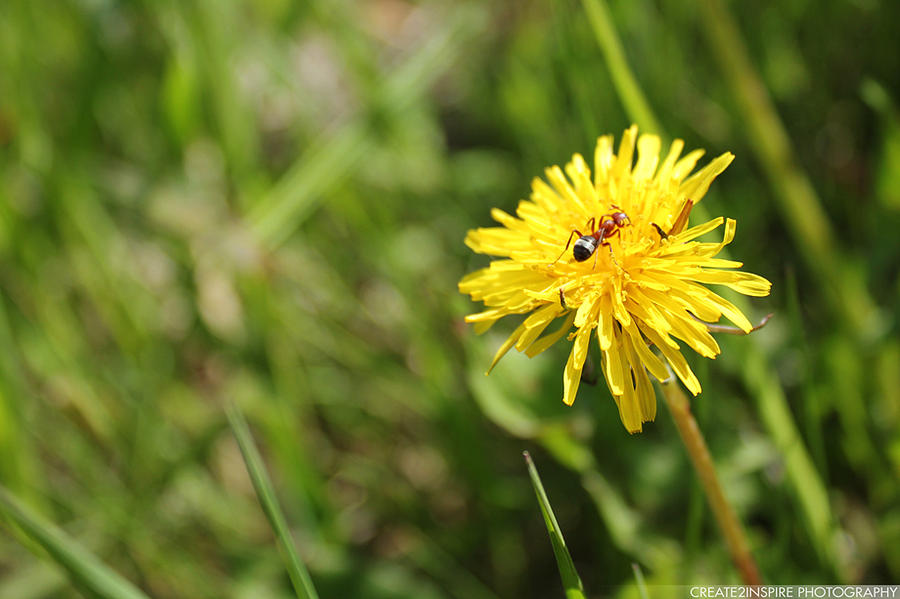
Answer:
1;0;899;597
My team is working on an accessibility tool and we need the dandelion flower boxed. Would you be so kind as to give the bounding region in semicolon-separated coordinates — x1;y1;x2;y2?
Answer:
459;126;771;433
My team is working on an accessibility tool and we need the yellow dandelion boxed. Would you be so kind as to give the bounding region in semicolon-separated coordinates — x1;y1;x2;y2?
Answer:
458;125;771;433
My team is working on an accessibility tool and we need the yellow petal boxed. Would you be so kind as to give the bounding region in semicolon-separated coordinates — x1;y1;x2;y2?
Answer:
516;304;563;351
610;279;632;327
612;125;638;182
688;270;772;297
594;135;615;188
487;321;527;374
623;335;656;425
671;149;706;183
473;319;499;334
663;285;723;323
626;287;676;333
601;328;626;396
656;138;685;183
632;286;698;336
666;311;721;358
671;217;725;244
465;308;507;323
645;289;721;358
490;208;522;229
526;312;576;358
545;165;586;214
634;364;657;423
596;299;614;351
613;386;642;434
563;325;593;406
696;288;754;332
638;323;702;395
679;152;734;202
623;321;670;382
565;153;598;211
530;177;565;213
574;293;600;328
633;134;661;182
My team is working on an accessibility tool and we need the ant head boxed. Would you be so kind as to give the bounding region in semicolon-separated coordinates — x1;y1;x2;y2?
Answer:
611;211;629;226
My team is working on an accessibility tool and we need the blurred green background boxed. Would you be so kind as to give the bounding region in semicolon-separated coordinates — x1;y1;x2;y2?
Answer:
1;0;899;597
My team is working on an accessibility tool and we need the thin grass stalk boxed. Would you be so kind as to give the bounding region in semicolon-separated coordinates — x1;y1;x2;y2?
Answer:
580;0;663;136
0;485;150;599
631;563;650;599
696;0;878;336
659;381;762;585
225;401;320;599
523;451;587;599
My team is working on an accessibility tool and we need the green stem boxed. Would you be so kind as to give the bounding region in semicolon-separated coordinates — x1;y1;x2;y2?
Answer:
697;0;878;336
226;401;320;599
581;0;663;135
660;381;762;585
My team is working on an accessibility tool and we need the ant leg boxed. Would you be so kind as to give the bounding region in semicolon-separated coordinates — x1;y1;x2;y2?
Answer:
650;199;692;244
558;287;567;309
651;223;668;241
550;229;583;265
601;229;623;268
585;217;596;232
601;241;621;268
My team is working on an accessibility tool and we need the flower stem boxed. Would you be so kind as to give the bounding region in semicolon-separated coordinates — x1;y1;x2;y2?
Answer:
660;380;762;585
581;0;663;136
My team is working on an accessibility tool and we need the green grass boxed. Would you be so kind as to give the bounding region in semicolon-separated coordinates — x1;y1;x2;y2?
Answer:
1;0;899;597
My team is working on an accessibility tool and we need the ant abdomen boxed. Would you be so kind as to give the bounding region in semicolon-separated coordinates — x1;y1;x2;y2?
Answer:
573;236;598;261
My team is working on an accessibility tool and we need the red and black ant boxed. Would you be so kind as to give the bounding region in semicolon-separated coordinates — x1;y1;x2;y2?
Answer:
554;207;631;268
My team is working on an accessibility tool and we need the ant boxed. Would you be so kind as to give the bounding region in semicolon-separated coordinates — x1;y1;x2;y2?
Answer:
554;207;630;268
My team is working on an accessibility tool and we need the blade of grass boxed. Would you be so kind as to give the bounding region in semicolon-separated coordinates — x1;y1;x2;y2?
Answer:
0;484;150;599
225;400;320;599
697;0;879;336
631;563;649;599
523;451;586;599
580;0;662;136
537;426;676;570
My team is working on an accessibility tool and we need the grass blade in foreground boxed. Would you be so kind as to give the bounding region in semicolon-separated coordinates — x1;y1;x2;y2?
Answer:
0;485;149;599
523;451;586;599
225;401;320;599
632;563;649;599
